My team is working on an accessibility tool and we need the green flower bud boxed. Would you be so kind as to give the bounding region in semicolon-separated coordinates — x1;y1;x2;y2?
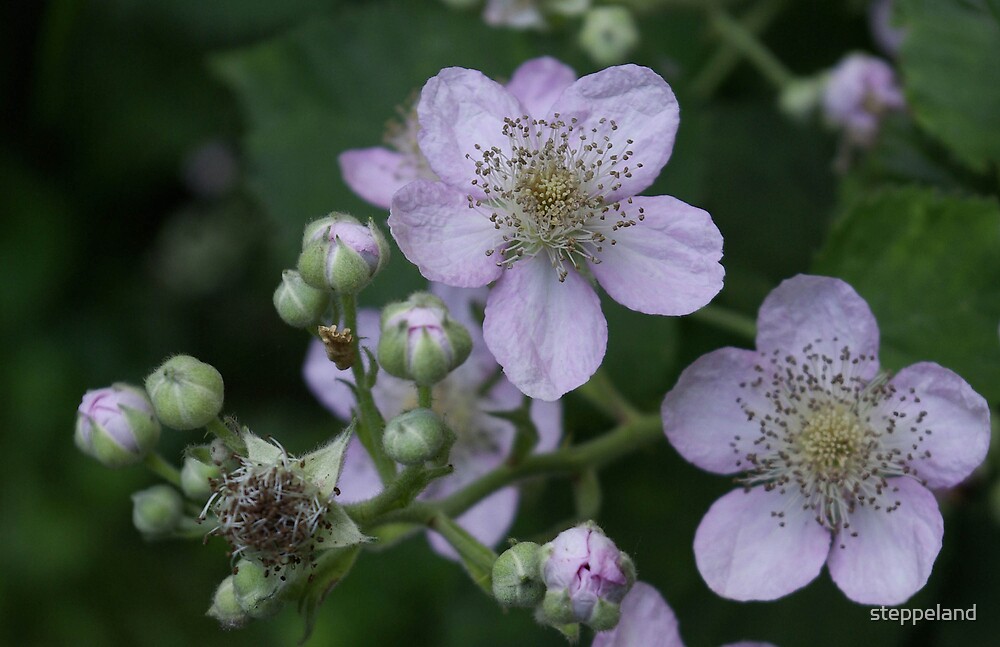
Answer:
273;269;329;328
382;408;447;465
492;542;545;608
75;383;160;468
131;484;184;539
578;7;639;67
378;292;472;386
232;559;285;619
207;575;249;629
298;213;389;295
145;355;224;430
180;452;221;500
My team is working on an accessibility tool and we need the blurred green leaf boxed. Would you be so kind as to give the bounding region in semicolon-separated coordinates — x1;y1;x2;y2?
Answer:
900;0;1000;174
814;186;1000;400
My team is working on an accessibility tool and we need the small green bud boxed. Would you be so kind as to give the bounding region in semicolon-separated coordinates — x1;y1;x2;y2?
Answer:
779;74;827;122
180;452;221;500
207;575;249;629
578;7;639;67
298;213;389;295
378;292;473;386
131;484;184;539
492;542;545;608
587;597;622;632
232;559;285;619
382;408;447;465
75;383;160;468
145;355;224;430
273;269;330;328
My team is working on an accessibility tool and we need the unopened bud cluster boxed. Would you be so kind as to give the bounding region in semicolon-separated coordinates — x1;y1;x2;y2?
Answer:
378;292;472;386
491;522;636;634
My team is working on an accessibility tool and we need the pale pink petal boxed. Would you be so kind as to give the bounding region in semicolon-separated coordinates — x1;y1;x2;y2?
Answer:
755;275;880;378
505;57;577;118
827;477;943;605
426;486;520;559
417;67;524;191
338;147;414;210
483;260;607;401
483;374;564;453
303;338;356;420
389;180;504;287
590;195;723;315
334;435;384;504
662;347;767;475
878;362;991;489
592;582;684;647
694;487;831;601
550;64;679;202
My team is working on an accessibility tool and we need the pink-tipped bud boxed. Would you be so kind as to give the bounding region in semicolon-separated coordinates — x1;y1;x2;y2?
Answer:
298;213;389;295
75;383;161;468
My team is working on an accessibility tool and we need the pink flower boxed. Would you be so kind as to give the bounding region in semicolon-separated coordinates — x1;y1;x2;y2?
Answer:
822;53;905;147
592;581;775;647
339;57;579;210
303;284;562;558
662;275;991;604
389;62;724;400
540;522;635;628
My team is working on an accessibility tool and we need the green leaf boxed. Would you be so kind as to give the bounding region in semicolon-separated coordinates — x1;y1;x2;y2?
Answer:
900;0;1000;173
813;186;1000;401
295;545;362;644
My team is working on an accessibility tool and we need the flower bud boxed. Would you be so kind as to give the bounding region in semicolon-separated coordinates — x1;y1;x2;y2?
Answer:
538;522;635;630
273;269;329;328
378;292;472;386
145;355;224;430
181;451;221;500
131;484;184;539
383;408;447;465
821;52;904;147
298;213;389;295
493;541;545;608
578;7;639;67
232;559;285;619
75;383;161;468
207;575;249;629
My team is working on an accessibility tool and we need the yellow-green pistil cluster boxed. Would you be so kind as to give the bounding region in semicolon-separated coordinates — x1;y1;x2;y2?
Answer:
736;343;929;537
467;115;645;281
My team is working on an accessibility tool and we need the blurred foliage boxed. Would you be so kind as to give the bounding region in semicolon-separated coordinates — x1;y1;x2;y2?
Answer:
1;0;998;646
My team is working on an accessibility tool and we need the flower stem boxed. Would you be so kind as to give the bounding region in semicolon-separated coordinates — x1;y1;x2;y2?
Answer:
427;511;497;595
143;452;182;488
205;417;245;455
341;293;396;485
345;464;453;525
375;413;662;527
690;303;757;340
692;0;793;97
574;368;640;423
417;384;433;409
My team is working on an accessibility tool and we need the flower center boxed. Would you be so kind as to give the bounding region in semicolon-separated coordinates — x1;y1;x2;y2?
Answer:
468;114;644;281
798;406;865;478
206;458;331;573
735;342;927;535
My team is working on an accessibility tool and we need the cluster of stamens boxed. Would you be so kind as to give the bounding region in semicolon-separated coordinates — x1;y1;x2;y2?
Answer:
466;114;645;281
383;96;435;182
733;340;933;542
202;449;332;576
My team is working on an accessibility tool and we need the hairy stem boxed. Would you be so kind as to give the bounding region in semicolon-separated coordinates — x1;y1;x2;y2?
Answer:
143;452;182;488
342;293;396;484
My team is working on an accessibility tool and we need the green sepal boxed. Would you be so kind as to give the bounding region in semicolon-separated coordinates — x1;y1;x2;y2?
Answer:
296;545;362;644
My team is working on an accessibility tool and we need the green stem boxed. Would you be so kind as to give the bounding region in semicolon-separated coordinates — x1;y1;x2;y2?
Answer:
342;294;396;484
690;303;757;340
345;464;453;526
428;511;497;595
376;413;662;527
417;384;434;410
143;452;182;488
574;368;640;423
206;418;245;455
692;0;793;97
